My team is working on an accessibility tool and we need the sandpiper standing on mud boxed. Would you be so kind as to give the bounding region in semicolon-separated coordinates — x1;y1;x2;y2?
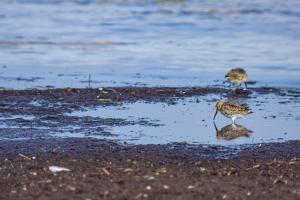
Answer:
225;68;248;90
213;101;253;124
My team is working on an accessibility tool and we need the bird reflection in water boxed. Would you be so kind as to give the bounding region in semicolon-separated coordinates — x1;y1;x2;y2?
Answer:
213;122;253;140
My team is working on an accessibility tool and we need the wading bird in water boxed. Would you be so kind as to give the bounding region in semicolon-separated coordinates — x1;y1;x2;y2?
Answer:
213;101;253;124
225;68;248;90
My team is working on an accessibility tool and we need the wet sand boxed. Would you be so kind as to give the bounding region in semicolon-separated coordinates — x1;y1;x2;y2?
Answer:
0;87;300;199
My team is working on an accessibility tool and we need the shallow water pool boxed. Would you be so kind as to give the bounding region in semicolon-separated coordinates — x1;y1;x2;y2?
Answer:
66;93;300;145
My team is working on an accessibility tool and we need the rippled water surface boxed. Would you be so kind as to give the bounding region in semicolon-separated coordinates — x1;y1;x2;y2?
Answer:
0;0;300;88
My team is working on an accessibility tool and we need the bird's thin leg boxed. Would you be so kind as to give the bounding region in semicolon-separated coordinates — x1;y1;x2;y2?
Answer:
230;83;235;93
232;117;236;125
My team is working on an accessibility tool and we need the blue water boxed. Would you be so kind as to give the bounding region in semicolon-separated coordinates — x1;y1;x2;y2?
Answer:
0;0;300;89
65;94;300;145
1;92;299;145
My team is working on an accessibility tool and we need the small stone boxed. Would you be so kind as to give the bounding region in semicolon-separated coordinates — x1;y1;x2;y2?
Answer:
252;164;260;169
49;166;70;173
145;186;151;190
247;192;251;196
222;194;228;199
135;193;142;199
188;185;195;189
163;185;170;189
292;190;300;195
199;167;206;172
157;167;167;173
30;172;37;176
143;175;155;180
67;185;76;191
124;168;133;172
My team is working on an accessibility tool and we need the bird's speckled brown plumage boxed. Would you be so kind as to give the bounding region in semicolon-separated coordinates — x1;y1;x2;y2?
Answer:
225;68;248;89
214;101;253;124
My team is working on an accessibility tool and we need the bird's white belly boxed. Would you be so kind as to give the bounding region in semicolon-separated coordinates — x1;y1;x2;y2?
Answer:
221;110;243;119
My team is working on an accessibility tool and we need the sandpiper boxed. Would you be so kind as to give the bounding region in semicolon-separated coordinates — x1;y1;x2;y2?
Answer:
214;122;252;140
225;68;248;89
213;101;253;124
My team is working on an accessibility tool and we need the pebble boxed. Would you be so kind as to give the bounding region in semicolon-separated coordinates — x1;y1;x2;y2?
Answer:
30;172;37;176
222;194;228;199
67;185;76;191
145;185;151;190
163;185;170;189
188;185;195;189
49;166;71;173
199;167;206;172
124;168;133;172
143;175;155;180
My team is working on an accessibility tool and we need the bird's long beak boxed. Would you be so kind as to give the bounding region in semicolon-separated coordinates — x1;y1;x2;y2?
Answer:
213;121;218;132
213;110;218;120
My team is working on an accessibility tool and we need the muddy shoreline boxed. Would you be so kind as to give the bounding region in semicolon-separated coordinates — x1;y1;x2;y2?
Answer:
1;138;300;200
0;87;300;199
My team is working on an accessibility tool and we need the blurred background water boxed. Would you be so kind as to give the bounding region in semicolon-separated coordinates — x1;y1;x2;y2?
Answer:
0;0;300;89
